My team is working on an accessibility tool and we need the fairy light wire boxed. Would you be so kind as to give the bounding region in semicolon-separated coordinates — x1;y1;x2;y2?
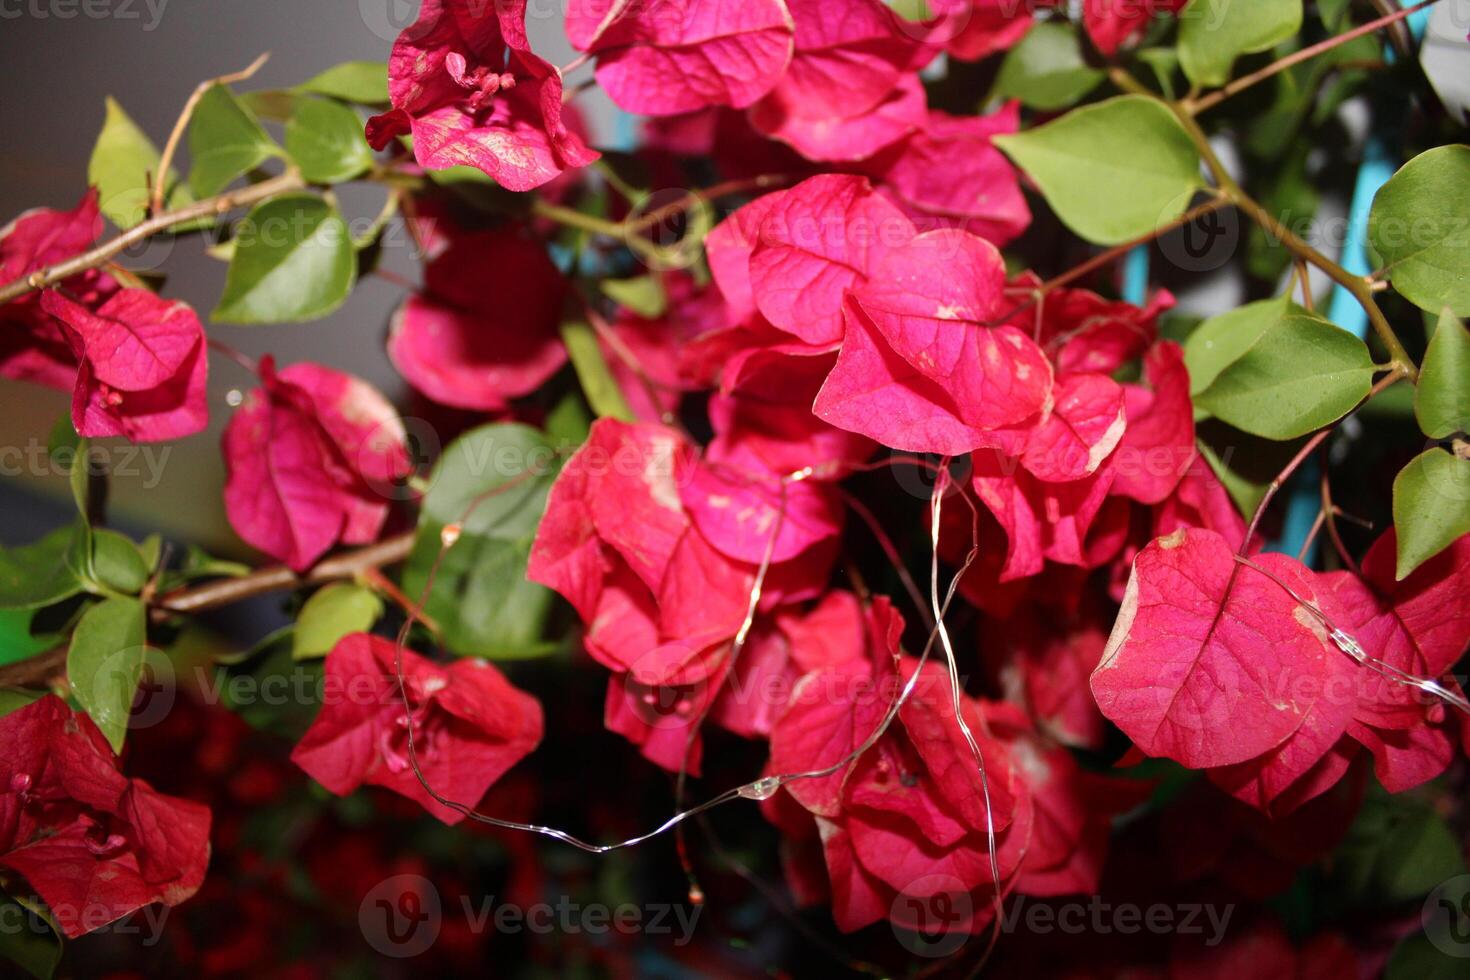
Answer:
1231;552;1470;714
388;451;990;867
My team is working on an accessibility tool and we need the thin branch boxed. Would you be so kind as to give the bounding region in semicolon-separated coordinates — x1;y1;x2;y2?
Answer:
151;52;272;215
1138;82;1419;379
1188;0;1438;115
0;533;416;691
155;532;415;616
0;170;304;306
1040;195;1230;295
1240;371;1405;552
1321;464;1363;575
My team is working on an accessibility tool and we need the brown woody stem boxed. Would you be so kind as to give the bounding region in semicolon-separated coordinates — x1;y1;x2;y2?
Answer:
1186;0;1438;115
150;51;272;215
0;533;415;690
1117;72;1419;380
0;169;304;306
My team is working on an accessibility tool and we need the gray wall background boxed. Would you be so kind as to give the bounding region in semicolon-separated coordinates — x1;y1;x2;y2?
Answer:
0;0;611;548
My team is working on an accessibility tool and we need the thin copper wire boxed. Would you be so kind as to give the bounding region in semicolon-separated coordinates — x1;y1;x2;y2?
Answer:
1231;553;1470;714
389;451;987;858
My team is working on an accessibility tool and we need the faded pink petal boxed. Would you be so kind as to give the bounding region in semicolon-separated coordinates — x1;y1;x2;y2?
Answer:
749;174;916;344
854;228;1051;429
569;0;795;115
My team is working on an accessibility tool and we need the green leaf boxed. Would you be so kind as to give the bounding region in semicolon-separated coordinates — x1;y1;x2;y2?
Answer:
90;529;151;595
1386;935;1466;980
601;275;668;319
1136;48;1182;100
0;527;84;611
292;583;383;661
1393;448;1470;579
545;390;592;445
1195;312;1374;439
560;319;637;422
1332;790;1466;906
993;95;1203;245
297;61;390;105
1415;308;1470;439
213;193;357;323
88;96;194;229
238;89;302;123
285;97;374;184
1183;295;1292;395
217;627;321;740
403;423;561;658
0;688;48;719
67;596;146;753
1317;0;1352;30
0;609;60;665
187;84;279;197
992;21;1104;111
1368;145;1470;316
0;894;62;980
1178;0;1304;88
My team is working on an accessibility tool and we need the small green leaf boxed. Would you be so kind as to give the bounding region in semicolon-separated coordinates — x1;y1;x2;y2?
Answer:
0;893;62;980
217;627;321;740
0;608;60;666
238;89;302;123
1368;145;1470;316
187;84;279;197
88;96;194;229
1386;935;1465;980
1332;790;1467;906
90;529;151;595
1415;308;1470;439
545;390;592;445
0;527;84;611
1183;296;1293;396
993;95;1203;245
292;583;383;661
1178;0;1304;88
992;21;1104;111
601;275;668;319
213;193;357;323
404;423;561;658
560;319;637;422
67;596;147;753
0;688;48;719
297;60;390;105
1393;448;1470;579
1136;48;1182;100
285;97;374;184
1195;312;1375;439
